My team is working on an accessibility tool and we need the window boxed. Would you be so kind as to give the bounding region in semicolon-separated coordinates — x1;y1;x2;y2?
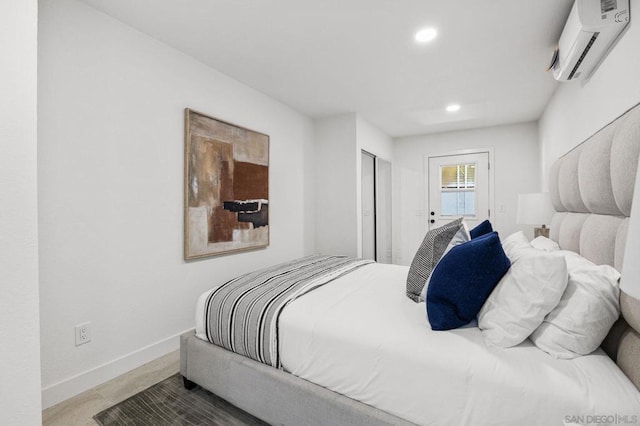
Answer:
440;163;476;217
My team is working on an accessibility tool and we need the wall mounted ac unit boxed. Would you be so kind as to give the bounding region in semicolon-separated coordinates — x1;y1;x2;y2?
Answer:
550;0;630;81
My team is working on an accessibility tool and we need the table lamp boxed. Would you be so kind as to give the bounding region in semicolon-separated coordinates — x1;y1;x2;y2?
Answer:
516;192;555;238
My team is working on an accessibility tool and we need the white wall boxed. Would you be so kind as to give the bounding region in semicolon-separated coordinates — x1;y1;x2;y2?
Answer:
0;0;42;424
314;114;358;256
393;122;540;265
38;0;315;407
539;0;640;187
357;116;394;161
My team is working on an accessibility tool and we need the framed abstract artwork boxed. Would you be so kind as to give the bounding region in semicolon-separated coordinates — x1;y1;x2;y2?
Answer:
184;109;269;259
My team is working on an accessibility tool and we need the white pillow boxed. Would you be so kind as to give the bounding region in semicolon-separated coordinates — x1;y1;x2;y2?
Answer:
478;253;568;348
449;221;471;248
501;231;538;263
529;250;621;359
418;223;470;302
530;236;560;252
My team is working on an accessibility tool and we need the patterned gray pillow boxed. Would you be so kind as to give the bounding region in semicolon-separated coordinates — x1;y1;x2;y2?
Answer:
406;217;464;302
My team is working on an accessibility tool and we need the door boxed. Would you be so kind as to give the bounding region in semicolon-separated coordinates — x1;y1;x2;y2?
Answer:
361;151;376;260
376;158;392;263
427;152;490;231
361;151;393;262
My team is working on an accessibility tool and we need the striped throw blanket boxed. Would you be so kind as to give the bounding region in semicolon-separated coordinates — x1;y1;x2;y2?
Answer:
204;255;373;368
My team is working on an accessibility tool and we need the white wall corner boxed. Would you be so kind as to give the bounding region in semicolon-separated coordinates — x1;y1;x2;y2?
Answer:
0;0;41;424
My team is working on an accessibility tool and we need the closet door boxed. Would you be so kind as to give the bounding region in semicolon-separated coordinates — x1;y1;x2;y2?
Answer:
376;158;392;264
361;151;376;261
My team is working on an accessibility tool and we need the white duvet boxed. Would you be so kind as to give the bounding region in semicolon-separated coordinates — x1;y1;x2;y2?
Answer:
198;263;640;425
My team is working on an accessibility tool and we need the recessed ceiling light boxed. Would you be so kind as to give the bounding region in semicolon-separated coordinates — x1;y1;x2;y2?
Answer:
414;28;438;43
446;104;461;112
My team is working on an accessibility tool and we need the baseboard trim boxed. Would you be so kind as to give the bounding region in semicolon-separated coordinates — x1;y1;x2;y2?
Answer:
41;328;194;409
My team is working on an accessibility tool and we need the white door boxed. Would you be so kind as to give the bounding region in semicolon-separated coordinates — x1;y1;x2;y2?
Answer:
427;152;490;231
376;158;392;263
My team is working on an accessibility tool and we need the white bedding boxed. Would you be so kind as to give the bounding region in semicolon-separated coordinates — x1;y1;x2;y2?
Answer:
197;263;640;426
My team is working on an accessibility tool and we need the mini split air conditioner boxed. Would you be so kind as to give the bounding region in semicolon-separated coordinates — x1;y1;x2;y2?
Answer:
550;0;630;81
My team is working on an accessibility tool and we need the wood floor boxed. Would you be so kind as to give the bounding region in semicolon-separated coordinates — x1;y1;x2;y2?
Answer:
42;350;180;426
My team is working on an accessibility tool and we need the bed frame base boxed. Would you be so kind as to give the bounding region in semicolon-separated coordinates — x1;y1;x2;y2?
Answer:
180;332;413;426
183;376;197;390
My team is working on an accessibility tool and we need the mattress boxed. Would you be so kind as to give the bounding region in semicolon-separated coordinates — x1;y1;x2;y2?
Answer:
196;263;640;426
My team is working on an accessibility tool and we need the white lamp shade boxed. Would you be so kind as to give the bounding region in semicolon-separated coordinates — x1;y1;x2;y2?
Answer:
516;192;555;226
620;167;640;299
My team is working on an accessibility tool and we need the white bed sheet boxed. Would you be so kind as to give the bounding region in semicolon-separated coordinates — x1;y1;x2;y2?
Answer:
279;263;640;426
196;263;640;425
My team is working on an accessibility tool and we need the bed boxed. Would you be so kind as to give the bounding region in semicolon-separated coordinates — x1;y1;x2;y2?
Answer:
180;103;640;425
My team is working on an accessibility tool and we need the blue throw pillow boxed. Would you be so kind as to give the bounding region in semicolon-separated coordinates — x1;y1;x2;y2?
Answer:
426;232;511;330
469;220;493;239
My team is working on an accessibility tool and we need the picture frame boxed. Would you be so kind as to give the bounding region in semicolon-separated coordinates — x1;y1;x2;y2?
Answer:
184;109;269;259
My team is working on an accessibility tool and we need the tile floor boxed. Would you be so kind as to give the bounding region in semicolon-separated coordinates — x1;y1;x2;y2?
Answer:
42;350;180;426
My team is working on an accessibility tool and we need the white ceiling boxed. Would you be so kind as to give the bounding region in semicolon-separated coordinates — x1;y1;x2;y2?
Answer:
79;0;574;137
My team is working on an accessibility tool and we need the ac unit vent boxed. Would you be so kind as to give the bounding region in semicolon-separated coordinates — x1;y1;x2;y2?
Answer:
568;32;600;80
551;0;629;81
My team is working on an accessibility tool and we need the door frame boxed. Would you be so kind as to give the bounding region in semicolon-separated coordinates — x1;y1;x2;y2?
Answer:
423;147;495;234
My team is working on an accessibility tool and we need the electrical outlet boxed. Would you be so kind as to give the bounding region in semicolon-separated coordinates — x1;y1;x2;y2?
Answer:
75;322;91;346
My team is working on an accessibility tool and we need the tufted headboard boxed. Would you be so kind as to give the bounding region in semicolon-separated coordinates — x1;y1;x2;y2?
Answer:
547;103;640;389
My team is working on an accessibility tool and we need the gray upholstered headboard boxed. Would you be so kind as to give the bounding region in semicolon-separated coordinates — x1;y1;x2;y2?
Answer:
548;103;640;389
